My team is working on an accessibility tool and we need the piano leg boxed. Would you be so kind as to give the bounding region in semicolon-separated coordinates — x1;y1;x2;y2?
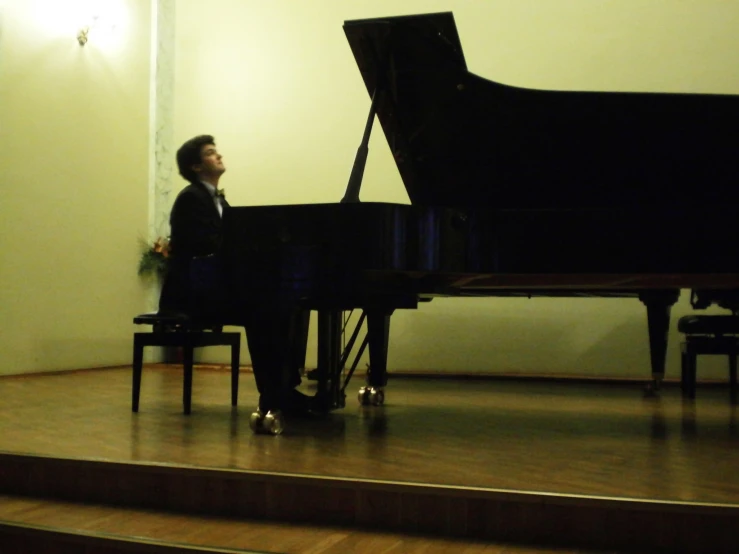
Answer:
291;309;311;381
639;290;680;396
358;308;393;406
316;309;343;410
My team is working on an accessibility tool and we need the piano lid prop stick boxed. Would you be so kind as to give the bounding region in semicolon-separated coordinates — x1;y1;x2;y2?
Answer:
341;87;381;203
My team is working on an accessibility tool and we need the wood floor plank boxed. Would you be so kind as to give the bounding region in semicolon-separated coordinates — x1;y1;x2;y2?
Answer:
1;366;738;506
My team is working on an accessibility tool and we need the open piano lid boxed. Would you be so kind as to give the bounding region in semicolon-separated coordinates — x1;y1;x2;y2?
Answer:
343;12;468;206
343;12;739;209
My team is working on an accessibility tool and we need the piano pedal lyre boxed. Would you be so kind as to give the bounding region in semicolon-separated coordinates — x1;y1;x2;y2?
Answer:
358;386;385;407
249;409;285;435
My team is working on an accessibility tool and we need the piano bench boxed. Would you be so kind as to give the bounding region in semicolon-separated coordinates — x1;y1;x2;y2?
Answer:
132;313;241;415
678;315;739;400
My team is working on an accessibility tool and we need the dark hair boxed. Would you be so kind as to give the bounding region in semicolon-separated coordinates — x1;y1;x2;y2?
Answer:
176;135;215;183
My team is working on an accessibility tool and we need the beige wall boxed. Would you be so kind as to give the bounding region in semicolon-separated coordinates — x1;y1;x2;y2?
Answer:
4;1;732;379
0;0;152;375
172;0;739;380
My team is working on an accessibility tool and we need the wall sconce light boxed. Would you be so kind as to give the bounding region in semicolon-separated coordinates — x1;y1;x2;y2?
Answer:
76;6;120;47
77;15;99;46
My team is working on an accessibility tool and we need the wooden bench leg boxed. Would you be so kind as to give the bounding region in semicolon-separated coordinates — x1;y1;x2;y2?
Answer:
231;338;240;407
183;342;194;415
132;336;144;412
680;343;688;397
730;351;737;404
686;341;697;400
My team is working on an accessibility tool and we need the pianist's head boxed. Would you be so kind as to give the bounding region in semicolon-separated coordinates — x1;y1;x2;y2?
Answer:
176;134;225;184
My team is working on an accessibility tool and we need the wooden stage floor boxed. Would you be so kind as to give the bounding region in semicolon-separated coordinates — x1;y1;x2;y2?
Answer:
1;365;738;506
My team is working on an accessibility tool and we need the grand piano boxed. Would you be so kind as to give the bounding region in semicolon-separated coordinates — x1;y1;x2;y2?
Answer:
221;12;739;424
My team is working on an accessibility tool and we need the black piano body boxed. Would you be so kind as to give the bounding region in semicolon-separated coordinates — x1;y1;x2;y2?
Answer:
221;12;739;408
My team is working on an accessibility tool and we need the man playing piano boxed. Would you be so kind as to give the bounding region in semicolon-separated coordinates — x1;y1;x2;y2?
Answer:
159;135;313;429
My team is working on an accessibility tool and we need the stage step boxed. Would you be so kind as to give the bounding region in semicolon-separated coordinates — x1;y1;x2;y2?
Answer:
0;515;267;553
0;495;560;554
1;452;738;553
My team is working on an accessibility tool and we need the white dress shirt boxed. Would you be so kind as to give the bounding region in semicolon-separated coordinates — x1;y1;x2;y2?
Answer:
200;180;222;217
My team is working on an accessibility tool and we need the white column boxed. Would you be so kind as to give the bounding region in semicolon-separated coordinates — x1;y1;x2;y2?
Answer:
146;0;176;314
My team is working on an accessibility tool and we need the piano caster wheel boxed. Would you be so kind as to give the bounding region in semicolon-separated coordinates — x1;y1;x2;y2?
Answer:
249;409;285;435
358;386;385;406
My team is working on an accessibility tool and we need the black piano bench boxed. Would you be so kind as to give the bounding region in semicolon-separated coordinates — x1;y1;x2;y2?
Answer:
132;313;241;414
678;315;739;401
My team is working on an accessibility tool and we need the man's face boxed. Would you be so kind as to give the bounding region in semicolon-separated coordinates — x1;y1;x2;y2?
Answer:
193;143;225;178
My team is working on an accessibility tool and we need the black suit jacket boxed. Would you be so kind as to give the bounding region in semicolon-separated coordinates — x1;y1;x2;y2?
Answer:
159;181;229;317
